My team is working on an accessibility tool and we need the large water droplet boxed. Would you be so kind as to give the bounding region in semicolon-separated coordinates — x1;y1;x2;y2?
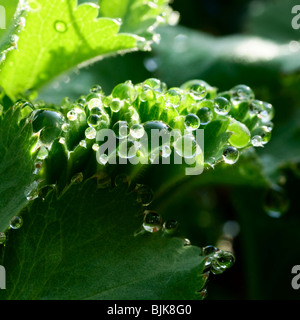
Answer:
202;245;218;256
214;97;231;115
110;98;124;113
87;114;101;127
112;82;138;103
231;84;254;102
85;127;96;139
32;110;64;145
251;135;264;147
181;80;207;100
223;146;239;164
163;220;179;234
143;210;162;233
88;98;102;110
143;78;167;93
130;124;145;139
165;89;182;108
184;113;200;131
67;110;77;121
10;216;23;229
197;105;213;125
252;126;271;145
264;186;290;218
210;250;235;275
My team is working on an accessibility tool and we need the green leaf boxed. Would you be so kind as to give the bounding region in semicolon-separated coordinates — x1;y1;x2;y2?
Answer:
0;107;38;232
153;25;300;90
243;0;300;44
99;0;172;36
0;179;208;300
0;0;172;99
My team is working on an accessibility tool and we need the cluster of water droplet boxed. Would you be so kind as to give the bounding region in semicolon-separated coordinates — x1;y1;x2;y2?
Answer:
3;79;274;241
12;79;273;208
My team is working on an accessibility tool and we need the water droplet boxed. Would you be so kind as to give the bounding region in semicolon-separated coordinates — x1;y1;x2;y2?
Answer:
143;78;167;93
59;137;65;144
85;127;96;139
250;100;264;115
163;220;179;234
113;121;130;139
223;146;239;164
110;98;124;113
184;238;191;246
231;84;255;102
67;110;77;121
90;85;102;94
202;245;218;256
184;113;200;131
264;186;290;218
112;82;138;103
165;89;182;107
197;106;213;125
10;216;23;229
210;250;235;275
143;210;162;233
0;232;6;245
54;20;67;33
160;145;172;158
37;146;48;160
118;140;139;159
92;143;99;151
251;135;264;147
32;110;64;145
262;102;274;122
181;80;207;100
129;124;144;140
252;126;271;145
88;98;102;110
87;114;101;127
25;181;39;200
62;123;69;132
206;156;217;168
136;184;154;206
79;140;87;148
227;121;251;148
199;288;208;299
97;153;109;165
174;134;201;159
214;97;231;115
